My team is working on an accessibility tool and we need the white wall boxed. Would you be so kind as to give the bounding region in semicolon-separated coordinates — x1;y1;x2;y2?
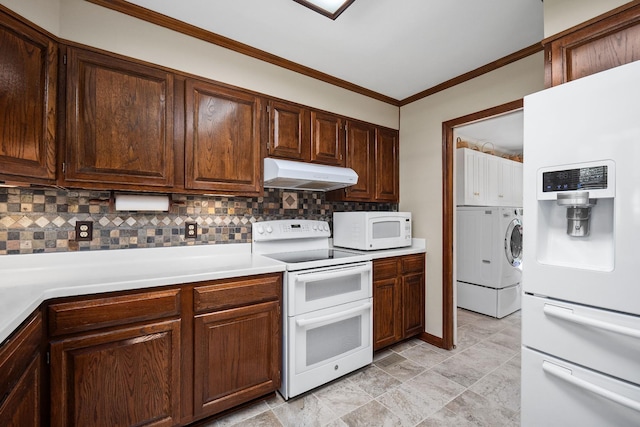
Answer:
0;0;60;34
399;53;545;337
0;0;398;129
544;0;630;37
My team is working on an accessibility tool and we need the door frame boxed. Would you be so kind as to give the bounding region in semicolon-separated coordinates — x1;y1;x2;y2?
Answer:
441;99;523;349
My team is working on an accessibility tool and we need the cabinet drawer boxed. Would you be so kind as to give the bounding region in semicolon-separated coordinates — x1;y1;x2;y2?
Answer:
402;254;425;274
48;289;181;336
194;274;282;313
373;258;398;280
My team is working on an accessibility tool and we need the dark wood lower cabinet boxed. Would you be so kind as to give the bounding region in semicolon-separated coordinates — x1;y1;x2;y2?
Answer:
38;273;282;427
373;253;426;351
194;301;280;417
50;319;182;427
0;312;43;427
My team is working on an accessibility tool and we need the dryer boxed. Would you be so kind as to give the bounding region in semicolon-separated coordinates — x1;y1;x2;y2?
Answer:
456;206;522;318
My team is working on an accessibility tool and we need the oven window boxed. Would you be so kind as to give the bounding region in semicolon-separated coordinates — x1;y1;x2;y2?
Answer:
372;221;400;239
305;275;362;302
306;316;362;366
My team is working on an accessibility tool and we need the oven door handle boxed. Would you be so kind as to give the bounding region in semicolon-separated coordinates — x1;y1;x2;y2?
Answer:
295;302;372;327
544;304;640;339
542;361;640;413
294;264;371;284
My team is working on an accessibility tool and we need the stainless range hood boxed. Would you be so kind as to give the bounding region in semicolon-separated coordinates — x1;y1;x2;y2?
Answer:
264;158;358;192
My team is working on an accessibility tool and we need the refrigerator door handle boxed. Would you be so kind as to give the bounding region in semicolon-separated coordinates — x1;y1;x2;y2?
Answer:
542;361;640;413
543;304;640;339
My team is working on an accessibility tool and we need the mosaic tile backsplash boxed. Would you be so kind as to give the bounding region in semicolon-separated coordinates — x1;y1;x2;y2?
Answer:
0;187;397;255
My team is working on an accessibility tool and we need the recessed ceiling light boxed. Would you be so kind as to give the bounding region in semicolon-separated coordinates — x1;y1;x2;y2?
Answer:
293;0;355;20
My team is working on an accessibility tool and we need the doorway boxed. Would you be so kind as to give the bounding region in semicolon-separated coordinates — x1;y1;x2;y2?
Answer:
441;99;523;349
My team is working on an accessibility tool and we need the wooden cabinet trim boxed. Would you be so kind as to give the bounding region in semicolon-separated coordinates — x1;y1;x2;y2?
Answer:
48;288;181;336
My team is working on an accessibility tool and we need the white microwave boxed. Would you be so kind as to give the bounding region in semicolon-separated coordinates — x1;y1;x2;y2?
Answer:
332;212;412;251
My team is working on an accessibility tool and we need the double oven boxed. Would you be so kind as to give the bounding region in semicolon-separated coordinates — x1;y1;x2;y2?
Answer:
253;220;372;400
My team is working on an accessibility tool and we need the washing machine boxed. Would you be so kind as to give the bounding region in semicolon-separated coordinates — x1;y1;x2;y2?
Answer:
456;206;523;318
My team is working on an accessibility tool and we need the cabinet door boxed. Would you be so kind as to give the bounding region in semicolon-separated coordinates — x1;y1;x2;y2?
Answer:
546;4;640;87
50;319;181;427
343;120;375;200
373;258;402;351
511;162;523;206
193;301;280;417
185;80;262;195
267;100;310;161
311;111;344;166
0;313;42;427
375;127;399;202
65;48;174;189
401;254;425;339
402;272;425;339
0;13;57;183
373;277;402;351
457;148;488;206
487;156;512;206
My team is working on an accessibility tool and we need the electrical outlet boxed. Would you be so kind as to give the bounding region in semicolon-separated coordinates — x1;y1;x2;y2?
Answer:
75;221;93;241
185;222;197;239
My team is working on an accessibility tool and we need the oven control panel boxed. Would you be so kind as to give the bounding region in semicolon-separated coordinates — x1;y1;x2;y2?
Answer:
253;220;330;241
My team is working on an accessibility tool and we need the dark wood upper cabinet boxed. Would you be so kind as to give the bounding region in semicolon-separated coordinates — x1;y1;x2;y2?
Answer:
545;3;640;87
185;79;262;195
267;100;310;161
0;11;57;183
342;120;376;200
311;110;344;166
64;48;174;190
375;127;399;202
328;121;399;203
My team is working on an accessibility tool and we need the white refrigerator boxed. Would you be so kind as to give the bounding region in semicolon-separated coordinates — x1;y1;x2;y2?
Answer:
521;60;640;426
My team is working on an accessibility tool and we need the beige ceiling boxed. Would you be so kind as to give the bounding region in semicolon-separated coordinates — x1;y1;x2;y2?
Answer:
125;0;544;102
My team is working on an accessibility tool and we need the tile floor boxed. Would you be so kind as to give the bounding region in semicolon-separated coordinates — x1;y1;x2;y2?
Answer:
204;308;521;427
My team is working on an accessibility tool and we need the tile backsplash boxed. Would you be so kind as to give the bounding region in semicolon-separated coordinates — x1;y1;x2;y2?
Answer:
0;187;397;255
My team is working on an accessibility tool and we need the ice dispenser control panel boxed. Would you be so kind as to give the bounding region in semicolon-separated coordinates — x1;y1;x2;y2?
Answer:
538;160;615;200
543;165;608;193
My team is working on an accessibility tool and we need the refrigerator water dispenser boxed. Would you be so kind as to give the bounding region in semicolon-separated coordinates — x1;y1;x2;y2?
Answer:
536;161;615;271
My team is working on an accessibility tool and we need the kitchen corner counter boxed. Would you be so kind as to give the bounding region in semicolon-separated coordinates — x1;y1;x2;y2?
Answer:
0;244;286;344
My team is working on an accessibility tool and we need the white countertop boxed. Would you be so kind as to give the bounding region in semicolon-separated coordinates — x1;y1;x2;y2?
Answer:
0;239;426;345
332;238;427;259
0;244;285;344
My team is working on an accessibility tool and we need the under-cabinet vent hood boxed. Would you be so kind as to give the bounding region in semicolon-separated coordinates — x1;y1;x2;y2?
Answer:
264;158;358;192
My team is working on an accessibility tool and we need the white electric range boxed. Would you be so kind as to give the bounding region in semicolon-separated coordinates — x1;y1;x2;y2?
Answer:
252;219;373;400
